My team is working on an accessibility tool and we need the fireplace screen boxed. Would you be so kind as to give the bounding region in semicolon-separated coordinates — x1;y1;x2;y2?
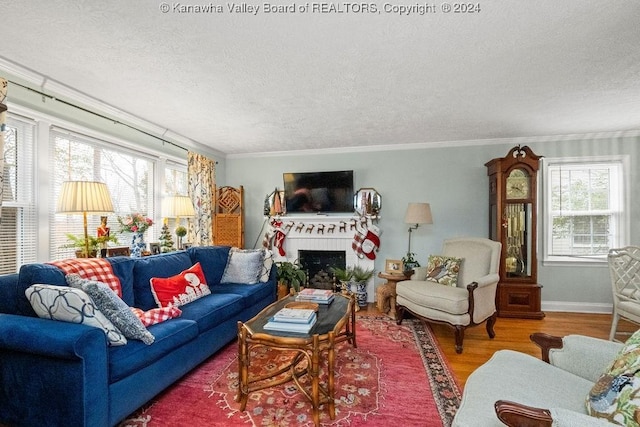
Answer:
298;250;346;290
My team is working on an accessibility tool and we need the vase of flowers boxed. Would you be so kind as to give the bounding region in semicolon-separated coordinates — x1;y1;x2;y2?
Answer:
118;213;154;257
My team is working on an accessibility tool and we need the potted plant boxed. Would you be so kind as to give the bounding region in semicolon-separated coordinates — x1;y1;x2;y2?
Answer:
351;265;375;308
62;233;119;258
330;266;353;293
276;260;307;298
402;252;420;272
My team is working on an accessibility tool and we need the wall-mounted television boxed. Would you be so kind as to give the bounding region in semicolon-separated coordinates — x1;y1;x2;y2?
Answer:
283;170;354;213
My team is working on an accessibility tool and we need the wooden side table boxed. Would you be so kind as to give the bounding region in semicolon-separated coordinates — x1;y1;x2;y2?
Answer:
376;271;412;319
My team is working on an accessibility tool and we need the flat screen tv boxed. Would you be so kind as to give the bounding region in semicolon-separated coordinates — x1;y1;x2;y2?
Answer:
283;170;354;213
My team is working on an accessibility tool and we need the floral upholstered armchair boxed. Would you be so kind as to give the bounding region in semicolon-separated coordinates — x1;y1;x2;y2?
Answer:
395;237;501;353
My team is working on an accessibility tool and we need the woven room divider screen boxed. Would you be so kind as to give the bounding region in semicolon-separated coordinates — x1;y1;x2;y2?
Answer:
213;185;244;248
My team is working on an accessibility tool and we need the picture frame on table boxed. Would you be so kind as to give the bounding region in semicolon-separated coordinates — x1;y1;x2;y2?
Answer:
107;246;131;257
149;242;161;255
385;259;404;274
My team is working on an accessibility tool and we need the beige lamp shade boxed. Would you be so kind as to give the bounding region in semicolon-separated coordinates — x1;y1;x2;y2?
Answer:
404;202;433;225
162;195;195;218
56;181;114;214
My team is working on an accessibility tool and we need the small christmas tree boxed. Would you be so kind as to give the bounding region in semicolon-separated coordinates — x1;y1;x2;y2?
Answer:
159;220;175;253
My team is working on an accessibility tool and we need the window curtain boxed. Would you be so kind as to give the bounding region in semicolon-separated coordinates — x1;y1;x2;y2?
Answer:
187;151;216;246
0;78;7;219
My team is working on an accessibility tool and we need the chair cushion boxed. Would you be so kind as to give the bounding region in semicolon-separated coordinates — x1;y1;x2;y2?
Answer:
453;349;595;427
108;318;198;382
396;280;469;314
425;255;462;286
587;329;640;424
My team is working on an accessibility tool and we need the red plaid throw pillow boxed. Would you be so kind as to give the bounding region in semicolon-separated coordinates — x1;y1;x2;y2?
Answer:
50;258;123;298
130;306;182;327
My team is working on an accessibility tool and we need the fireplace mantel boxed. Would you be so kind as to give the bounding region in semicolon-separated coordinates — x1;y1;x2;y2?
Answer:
270;214;378;303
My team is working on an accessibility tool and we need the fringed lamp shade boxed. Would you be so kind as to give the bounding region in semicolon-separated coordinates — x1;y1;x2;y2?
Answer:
56;181;114;214
162;195;195;249
162;195;195;218
56;181;114;257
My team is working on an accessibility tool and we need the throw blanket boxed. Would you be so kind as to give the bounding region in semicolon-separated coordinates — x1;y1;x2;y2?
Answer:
49;258;182;327
49;258;123;297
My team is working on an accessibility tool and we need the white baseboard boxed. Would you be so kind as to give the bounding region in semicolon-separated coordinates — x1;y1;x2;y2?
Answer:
542;301;612;314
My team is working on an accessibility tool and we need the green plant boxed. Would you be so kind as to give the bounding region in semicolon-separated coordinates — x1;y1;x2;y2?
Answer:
402;252;420;269
351;265;375;283
276;260;307;292
175;226;187;237
329;266;353;282
62;233;119;257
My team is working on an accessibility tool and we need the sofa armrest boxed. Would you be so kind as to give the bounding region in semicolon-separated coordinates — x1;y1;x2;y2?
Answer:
0;313;110;427
495;401;616;427
531;333;621;383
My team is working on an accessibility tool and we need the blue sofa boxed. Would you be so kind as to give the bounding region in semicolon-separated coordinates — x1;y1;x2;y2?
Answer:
0;246;276;427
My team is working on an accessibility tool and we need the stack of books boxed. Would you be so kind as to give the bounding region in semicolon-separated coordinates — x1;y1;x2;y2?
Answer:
295;288;335;304
263;307;317;333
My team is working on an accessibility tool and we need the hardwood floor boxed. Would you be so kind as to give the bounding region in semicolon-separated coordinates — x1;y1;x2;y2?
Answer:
359;304;637;388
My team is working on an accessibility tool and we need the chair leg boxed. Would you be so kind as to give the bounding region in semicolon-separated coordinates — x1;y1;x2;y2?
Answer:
486;313;497;339
395;305;404;325
454;326;465;354
609;312;620;341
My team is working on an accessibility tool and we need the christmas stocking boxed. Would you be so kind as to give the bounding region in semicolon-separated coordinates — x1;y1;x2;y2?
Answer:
360;223;381;260
272;219;287;257
351;219;367;258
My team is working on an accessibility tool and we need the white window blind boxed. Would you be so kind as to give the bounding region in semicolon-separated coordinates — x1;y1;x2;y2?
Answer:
0;117;37;274
49;129;156;260
543;157;627;262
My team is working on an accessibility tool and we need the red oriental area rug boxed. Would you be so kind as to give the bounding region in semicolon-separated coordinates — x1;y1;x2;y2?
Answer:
120;315;461;427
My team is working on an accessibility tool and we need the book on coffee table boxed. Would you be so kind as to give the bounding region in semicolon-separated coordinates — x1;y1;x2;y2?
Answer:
264;313;317;333
295;288;335;304
273;308;316;324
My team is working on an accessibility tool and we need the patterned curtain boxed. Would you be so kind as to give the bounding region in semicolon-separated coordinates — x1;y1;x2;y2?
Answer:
187;152;216;246
0;78;7;220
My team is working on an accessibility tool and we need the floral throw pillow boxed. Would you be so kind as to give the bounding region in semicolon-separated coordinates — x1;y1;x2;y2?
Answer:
425;255;463;287
587;329;640;425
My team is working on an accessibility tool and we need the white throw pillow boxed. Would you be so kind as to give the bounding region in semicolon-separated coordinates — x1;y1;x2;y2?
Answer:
25;284;127;346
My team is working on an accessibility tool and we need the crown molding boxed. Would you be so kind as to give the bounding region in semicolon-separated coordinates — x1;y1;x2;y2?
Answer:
226;129;640;159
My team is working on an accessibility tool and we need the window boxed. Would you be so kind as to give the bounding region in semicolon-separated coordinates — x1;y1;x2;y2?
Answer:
0;117;37;274
49;128;156;260
542;156;628;263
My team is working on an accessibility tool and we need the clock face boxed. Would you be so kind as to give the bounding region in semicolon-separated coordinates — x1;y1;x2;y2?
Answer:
506;169;530;199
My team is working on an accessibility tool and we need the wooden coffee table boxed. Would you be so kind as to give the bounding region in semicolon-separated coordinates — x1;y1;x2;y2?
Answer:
236;293;356;426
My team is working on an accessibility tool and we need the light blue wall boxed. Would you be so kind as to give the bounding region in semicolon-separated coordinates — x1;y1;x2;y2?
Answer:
226;137;639;311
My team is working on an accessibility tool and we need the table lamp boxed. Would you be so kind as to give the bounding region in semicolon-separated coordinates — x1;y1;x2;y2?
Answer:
56;181;114;257
162;195;195;249
404;202;433;255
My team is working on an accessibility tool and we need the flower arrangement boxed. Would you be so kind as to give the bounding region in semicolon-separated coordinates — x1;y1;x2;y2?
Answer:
117;213;154;233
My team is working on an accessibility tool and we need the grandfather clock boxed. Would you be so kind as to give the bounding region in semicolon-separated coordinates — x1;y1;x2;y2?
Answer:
485;146;544;319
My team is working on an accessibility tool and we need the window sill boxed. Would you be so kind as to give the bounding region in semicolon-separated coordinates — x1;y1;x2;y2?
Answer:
542;256;607;267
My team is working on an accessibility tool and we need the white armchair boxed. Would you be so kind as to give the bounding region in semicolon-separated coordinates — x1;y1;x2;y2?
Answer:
608;246;640;341
453;333;622;426
395;237;501;353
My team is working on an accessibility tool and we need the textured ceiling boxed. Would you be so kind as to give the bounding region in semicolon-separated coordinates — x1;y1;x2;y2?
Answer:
2;0;640;155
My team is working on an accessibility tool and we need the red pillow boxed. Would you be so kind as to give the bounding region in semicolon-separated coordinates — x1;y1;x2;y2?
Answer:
150;262;211;308
131;306;182;326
